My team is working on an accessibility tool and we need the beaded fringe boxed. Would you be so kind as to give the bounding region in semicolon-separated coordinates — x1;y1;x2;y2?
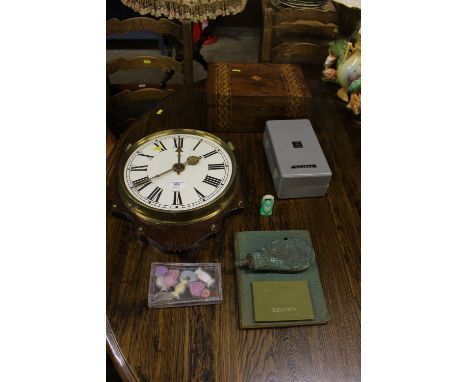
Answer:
121;0;248;22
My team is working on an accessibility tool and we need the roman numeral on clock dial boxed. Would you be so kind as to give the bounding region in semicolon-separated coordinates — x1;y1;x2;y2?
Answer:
172;191;183;205
192;139;202;151
208;163;225;170
203;150;218;158
138;153;154;158
194;187;205;200
202;175;222;188
147;186;163;202
153;140;167;151
173;137;184;149
130;165;148;172
132;176;152;191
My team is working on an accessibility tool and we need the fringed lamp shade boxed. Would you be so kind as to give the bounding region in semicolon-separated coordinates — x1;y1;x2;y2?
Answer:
121;0;248;22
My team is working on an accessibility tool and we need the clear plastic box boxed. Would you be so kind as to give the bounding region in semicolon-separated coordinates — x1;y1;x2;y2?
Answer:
148;262;223;308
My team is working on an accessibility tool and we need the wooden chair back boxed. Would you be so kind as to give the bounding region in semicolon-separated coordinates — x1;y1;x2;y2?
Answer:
106;17;193;135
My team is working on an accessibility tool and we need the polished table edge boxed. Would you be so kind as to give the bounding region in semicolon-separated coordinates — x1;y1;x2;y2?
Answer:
107;316;140;382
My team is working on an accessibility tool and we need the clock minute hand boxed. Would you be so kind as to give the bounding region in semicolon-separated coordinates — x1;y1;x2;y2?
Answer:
150;167;174;179
149;156;201;179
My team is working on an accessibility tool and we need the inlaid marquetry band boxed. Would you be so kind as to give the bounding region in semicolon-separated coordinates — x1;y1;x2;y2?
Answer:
215;63;231;131
280;64;305;118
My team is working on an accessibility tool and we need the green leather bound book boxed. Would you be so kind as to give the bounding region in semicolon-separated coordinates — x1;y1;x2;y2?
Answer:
235;230;329;329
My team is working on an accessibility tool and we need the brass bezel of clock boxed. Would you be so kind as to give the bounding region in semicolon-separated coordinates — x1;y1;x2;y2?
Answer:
117;128;239;225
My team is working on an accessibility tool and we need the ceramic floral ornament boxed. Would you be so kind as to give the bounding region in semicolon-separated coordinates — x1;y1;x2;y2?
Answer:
347;89;361;115
322;26;361;116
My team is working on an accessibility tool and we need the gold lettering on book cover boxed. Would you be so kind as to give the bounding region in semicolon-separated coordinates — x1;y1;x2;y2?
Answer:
272;307;298;313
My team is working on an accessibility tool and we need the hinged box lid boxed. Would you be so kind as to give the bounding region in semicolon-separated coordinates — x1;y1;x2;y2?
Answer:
207;62;312;132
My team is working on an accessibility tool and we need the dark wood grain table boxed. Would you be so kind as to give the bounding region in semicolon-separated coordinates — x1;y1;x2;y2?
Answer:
106;67;361;382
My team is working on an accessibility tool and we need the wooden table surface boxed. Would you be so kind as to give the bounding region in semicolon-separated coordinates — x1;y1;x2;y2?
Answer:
106;67;361;382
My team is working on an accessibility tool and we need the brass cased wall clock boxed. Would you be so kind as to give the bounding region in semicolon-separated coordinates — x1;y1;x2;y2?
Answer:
109;129;244;252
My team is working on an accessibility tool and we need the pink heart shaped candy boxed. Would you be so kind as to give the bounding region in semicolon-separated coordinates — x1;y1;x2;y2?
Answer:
189;281;205;297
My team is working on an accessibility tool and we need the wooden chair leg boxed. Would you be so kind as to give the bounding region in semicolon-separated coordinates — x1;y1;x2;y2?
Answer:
261;6;273;62
182;19;193;84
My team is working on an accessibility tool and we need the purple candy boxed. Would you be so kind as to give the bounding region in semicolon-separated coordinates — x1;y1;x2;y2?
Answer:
155;265;168;277
163;269;180;289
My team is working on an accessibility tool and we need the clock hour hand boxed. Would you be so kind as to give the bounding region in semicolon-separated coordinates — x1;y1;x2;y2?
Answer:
186;156;202;166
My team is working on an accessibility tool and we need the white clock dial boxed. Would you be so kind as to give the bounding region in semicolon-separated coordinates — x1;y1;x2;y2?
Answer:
123;133;233;212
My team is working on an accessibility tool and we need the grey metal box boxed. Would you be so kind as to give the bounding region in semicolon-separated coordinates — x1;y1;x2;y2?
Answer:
263;119;332;199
